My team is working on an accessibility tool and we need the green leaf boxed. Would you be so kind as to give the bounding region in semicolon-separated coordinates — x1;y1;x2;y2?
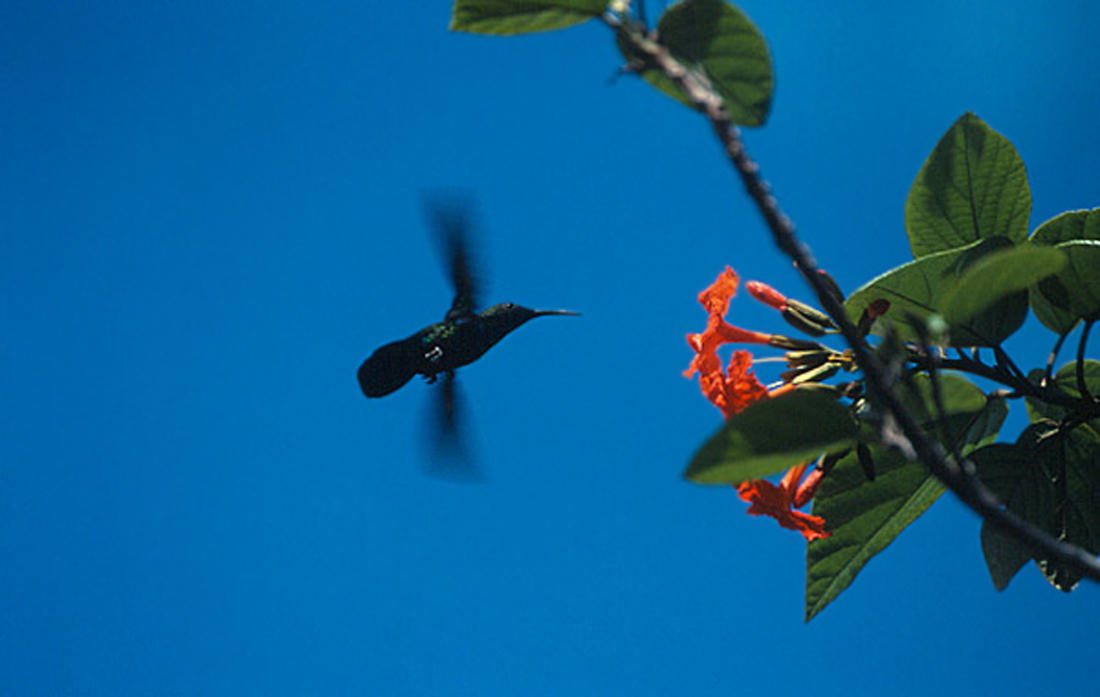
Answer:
1040;423;1100;590
974;423;1100;591
805;378;1005;621
941;245;1066;325
846;241;1028;347
980;520;1032;591
1029;208;1100;245
451;0;606;35
905;113;1031;259
1025;360;1100;424
685;389;856;485
910;371;988;416
619;0;773;126
805;448;945;622
972;440;1054;591
1028;240;1100;334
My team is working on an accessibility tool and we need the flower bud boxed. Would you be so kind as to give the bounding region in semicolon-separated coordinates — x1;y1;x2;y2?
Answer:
785;349;832;369
857;299;890;336
793;465;826;508
815;269;846;305
789;362;840;385
768;335;824;351
746;280;788;311
782;299;837;337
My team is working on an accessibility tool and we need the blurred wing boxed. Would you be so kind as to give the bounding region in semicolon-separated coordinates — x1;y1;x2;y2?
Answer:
425;371;482;481
424;195;481;322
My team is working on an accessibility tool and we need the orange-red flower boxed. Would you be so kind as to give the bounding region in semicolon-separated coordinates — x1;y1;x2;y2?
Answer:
684;267;773;417
736;462;831;541
696;349;770;419
687;267;832;541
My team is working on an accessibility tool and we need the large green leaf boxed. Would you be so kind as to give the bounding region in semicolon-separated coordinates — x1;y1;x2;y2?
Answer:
1028;210;1100;332
618;0;772;126
869;371;990;426
846;240;1028;347
805;448;944;622
451;0;606;35
941;245;1066;325
1028;240;1100;334
980;523;1032;592
905;113;1031;259
805;377;1005;621
685;389;856;485
1029;208;1100;245
974;422;1100;591
1025;360;1100;424
805;389;1006;621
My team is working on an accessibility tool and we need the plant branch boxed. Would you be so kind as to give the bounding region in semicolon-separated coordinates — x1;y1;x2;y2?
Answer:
610;18;1100;583
1045;327;1073;383
911;349;1093;413
1077;319;1095;402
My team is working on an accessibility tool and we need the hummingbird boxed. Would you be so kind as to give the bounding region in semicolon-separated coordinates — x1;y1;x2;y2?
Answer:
357;198;578;476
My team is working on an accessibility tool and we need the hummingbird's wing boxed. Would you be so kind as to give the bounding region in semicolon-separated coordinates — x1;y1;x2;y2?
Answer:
425;371;482;481
424;196;482;322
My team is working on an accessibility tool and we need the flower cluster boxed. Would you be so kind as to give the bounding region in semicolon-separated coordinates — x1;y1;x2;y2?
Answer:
685;266;832;541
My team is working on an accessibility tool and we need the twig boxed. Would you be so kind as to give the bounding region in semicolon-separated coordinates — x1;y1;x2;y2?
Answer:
609;17;1100;583
1077;319;1095;402
1044;326;1074;384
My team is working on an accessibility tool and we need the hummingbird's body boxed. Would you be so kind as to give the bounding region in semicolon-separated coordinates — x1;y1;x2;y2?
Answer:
356;197;577;477
358;302;573;398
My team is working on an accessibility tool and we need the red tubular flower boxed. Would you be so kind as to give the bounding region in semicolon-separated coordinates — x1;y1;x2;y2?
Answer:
736;463;831;541
684;268;773;416
699;266;740;316
696;350;770;419
687;267;832;540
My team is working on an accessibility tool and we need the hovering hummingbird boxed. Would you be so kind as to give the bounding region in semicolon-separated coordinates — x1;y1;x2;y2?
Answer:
357;198;578;476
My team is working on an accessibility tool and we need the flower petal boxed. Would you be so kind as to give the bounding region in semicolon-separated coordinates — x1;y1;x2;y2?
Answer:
736;465;832;541
698;266;740;316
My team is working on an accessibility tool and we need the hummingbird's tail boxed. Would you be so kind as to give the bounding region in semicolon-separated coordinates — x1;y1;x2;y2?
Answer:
358;339;420;398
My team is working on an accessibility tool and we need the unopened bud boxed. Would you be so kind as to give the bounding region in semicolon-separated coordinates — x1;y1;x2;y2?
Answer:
857;299;890;336
817;270;846;304
782;299;837;337
793;464;826;508
785;349;832;369
790;362;840;385
768;335;824;351
796;264;846;305
746;280;788;311
792;382;842;398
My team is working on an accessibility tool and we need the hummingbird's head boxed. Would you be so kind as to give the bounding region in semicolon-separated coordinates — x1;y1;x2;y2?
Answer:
480;303;580;326
470;303;580;360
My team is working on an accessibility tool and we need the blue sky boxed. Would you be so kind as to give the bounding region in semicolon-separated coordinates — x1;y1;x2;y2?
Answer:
3;2;1098;694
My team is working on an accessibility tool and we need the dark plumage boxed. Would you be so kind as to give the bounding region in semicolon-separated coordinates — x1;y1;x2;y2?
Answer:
357;197;577;477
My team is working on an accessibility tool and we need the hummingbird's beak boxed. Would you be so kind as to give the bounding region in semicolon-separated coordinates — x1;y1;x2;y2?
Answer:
532;309;581;318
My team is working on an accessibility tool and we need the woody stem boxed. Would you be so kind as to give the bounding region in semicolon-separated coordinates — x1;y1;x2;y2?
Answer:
609;16;1100;583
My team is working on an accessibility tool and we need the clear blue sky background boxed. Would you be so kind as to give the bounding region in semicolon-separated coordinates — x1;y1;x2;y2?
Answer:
3;2;1099;694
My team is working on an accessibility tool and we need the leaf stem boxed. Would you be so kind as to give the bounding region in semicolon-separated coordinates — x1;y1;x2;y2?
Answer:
1077;319;1095;402
1044;326;1074;384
